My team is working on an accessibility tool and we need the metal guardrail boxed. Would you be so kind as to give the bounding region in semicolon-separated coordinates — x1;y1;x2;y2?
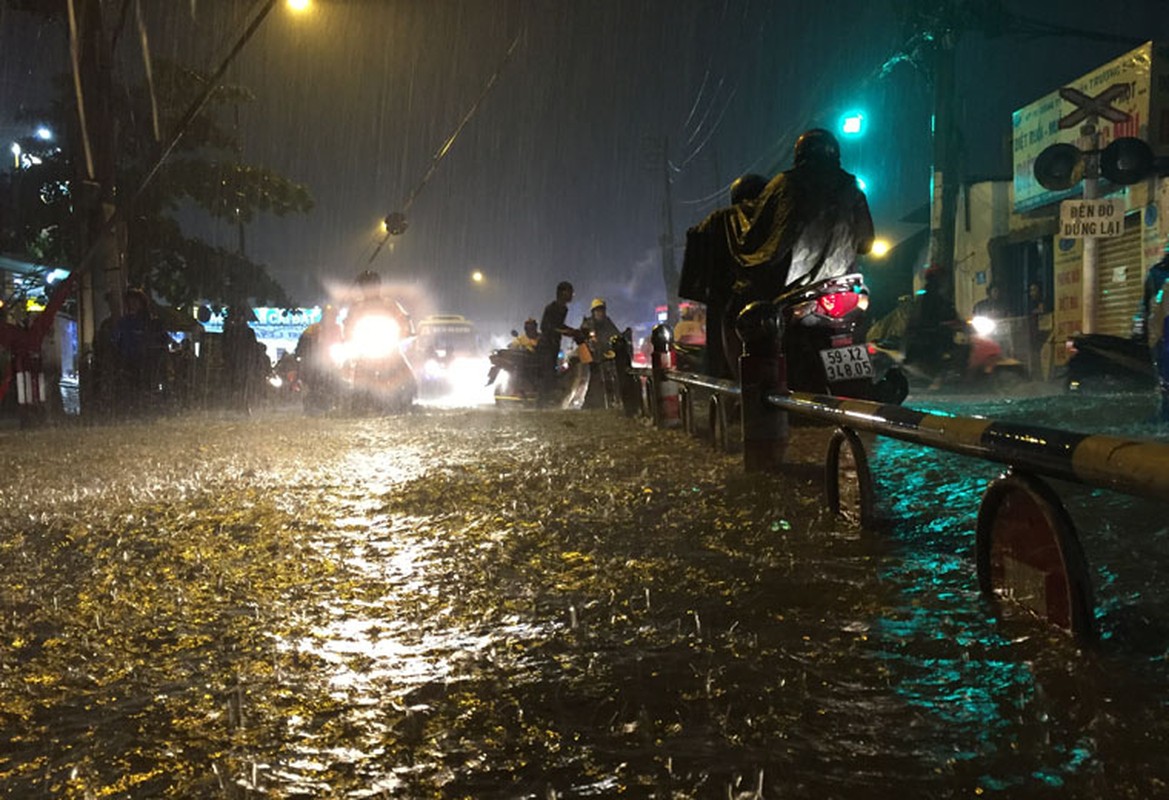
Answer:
636;309;1168;642
767;392;1169;502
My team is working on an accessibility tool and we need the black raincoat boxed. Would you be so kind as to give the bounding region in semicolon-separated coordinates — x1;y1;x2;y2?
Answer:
679;162;873;378
729;163;873;299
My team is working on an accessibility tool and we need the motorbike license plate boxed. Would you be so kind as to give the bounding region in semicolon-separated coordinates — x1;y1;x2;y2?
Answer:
819;344;873;382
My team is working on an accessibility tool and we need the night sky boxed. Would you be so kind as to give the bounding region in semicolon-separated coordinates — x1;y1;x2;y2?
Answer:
2;0;1168;336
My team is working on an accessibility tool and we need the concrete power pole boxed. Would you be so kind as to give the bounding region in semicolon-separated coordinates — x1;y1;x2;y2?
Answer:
1079;121;1100;334
929;29;960;284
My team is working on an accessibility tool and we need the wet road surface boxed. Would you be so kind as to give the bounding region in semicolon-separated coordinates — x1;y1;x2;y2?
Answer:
1;401;1167;798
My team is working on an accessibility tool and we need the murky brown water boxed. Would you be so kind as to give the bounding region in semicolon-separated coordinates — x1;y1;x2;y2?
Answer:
1;401;1166;798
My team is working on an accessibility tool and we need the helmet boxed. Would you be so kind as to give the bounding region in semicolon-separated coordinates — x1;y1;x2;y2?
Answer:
793;128;841;167
590;297;607;311
355;270;382;287
730;173;768;205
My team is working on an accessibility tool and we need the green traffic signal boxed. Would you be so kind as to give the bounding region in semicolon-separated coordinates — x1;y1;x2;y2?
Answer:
840;110;865;137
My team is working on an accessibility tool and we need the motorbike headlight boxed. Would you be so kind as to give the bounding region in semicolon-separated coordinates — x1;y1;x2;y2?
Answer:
970;315;997;336
349;314;401;360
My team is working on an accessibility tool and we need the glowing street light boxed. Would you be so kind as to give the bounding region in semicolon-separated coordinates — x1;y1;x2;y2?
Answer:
470;270;485;284
870;238;891;258
35;126;53;141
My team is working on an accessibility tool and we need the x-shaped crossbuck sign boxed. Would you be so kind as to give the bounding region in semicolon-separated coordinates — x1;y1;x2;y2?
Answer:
1058;84;1132;128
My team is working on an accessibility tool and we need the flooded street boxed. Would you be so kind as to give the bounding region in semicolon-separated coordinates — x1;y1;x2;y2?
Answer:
1;400;1168;798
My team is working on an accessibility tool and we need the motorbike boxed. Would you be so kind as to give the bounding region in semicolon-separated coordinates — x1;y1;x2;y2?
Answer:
333;309;418;413
767;273;908;403
487;333;608;410
486;341;540;404
675;274;908;404
1064;333;1155;393
871;314;1027;394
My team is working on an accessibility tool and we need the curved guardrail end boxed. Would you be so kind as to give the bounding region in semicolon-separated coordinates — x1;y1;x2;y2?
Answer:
975;471;1096;641
825;427;877;530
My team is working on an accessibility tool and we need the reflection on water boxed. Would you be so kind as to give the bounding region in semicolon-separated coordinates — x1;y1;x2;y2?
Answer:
866;391;1169;794
1;402;1167;797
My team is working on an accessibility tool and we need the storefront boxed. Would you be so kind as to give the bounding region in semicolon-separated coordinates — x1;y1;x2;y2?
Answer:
200;306;321;364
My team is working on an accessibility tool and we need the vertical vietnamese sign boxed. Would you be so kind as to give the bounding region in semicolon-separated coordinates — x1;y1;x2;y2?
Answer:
1052;237;1082;364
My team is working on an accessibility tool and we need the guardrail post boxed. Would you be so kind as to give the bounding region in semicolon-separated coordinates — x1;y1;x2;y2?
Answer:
650;324;681;428
737;301;787;471
612;334;641;417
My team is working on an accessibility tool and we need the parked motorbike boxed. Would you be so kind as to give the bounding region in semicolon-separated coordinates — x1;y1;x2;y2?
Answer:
1064;333;1154;393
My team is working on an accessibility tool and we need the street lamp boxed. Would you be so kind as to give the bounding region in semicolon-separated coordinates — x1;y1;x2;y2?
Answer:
870;238;891;258
470;270;485;285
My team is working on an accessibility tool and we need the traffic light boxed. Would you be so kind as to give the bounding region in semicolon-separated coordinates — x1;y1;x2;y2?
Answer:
839;111;866;138
1033;143;1083;191
1100;137;1156;185
1034;137;1169;191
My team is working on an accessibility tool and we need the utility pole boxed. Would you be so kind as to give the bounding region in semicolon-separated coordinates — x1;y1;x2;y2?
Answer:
1079;120;1100;333
72;0;125;413
659;135;679;324
929;28;960;284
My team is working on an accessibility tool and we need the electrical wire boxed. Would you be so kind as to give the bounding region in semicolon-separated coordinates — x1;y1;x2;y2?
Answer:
367;30;523;266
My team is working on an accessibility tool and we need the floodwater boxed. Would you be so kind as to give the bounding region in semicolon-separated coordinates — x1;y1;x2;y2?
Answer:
1;396;1167;798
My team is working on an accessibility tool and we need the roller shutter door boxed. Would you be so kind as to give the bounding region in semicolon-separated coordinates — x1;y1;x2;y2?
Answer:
1096;212;1143;337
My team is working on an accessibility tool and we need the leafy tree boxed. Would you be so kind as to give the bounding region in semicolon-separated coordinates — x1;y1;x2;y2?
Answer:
0;7;312;309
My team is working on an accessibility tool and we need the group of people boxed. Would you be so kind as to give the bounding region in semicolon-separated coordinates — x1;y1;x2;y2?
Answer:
506;281;626;408
899;270;1050;389
90;289;269;416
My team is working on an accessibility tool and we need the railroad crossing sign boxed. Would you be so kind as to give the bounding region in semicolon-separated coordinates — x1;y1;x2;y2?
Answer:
1058;84;1132;129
